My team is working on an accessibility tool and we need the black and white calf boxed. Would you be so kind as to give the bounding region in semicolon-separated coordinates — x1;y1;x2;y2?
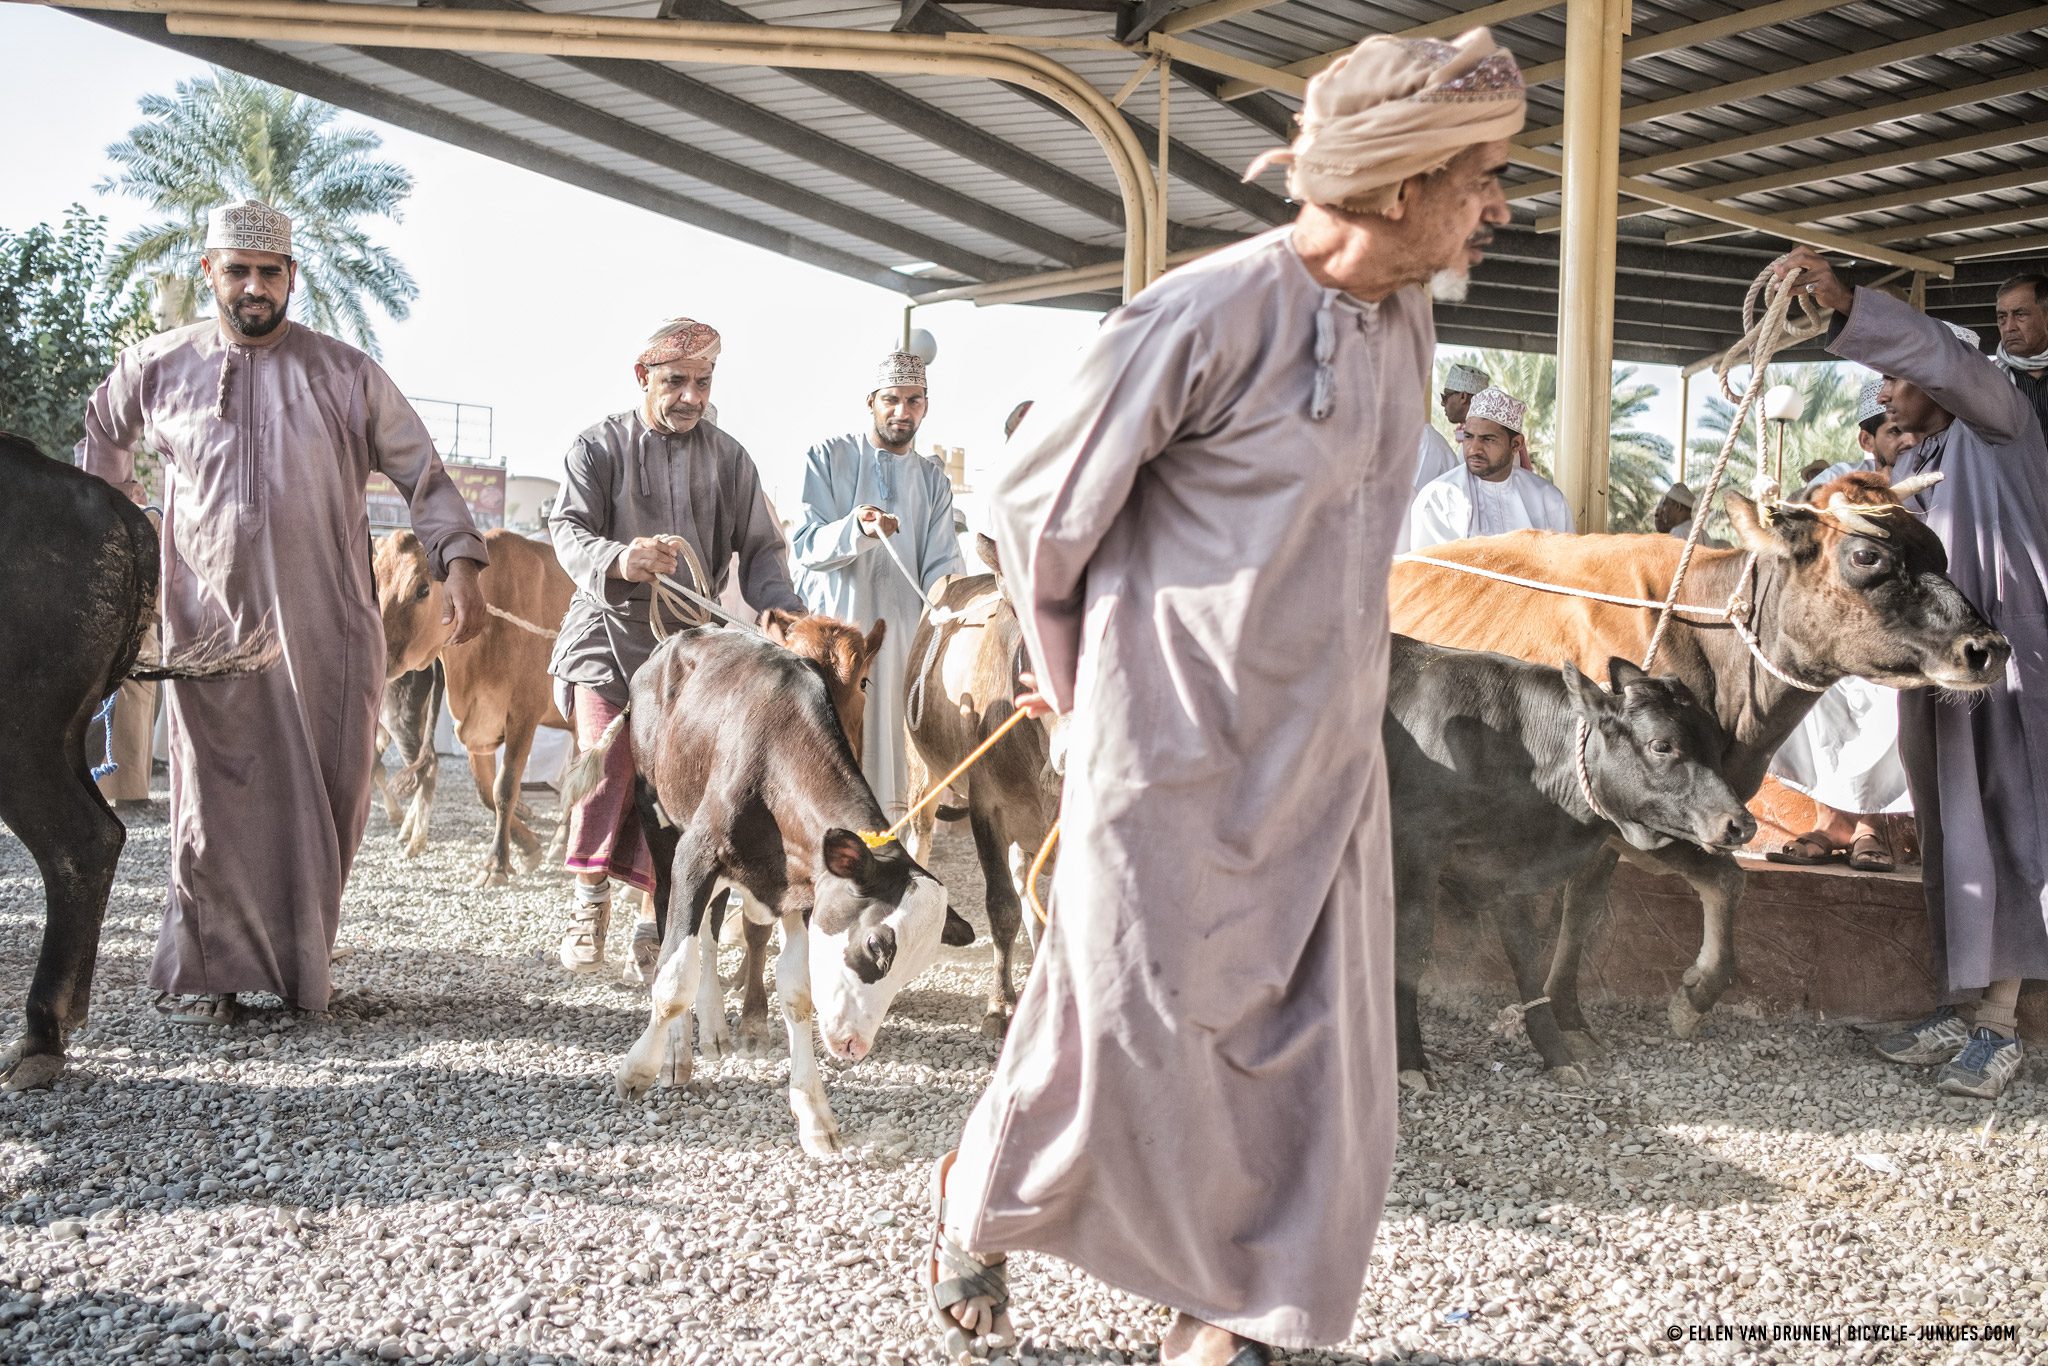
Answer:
619;627;957;1156
1383;637;1755;1088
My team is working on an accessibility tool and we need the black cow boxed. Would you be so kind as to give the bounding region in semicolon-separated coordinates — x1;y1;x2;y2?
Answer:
0;433;274;1089
614;625;959;1157
1385;637;1754;1089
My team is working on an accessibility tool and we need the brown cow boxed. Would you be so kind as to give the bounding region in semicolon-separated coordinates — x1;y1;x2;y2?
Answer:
1388;476;2007;1053
375;528;574;885
903;535;1063;1038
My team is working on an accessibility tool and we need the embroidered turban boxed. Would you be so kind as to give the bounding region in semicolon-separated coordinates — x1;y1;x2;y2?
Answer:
205;200;292;257
1467;386;1526;434
873;350;928;393
1663;481;1695;510
1443;362;1491;395
1244;28;1525;212
1856;377;1885;430
638;317;722;368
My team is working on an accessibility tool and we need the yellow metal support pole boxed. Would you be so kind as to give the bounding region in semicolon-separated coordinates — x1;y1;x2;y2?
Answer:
1553;0;1629;533
1152;55;1171;289
1909;273;1927;310
1676;370;1689;483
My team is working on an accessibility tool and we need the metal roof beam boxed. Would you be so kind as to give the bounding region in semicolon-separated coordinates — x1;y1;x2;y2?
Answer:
1214;0;1559;99
1437;303;1741;340
1158;0;1288;35
663;0;1147;240
1509;146;1954;275
357;45;1014;281
900;1;1294;225
1117;0;1189;44
1515;71;2048;203
439;0;1110;268
1514;0;1856;87
1869;202;2048;246
1667;163;2048;246
1930;232;2048;263
1516;10;2048;148
74;8;918;294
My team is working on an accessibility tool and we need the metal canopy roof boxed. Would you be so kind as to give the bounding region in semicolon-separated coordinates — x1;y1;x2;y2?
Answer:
68;0;2048;368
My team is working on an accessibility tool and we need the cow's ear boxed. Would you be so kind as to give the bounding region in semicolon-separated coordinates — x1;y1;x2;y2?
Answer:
762;608;801;645
821;828;873;884
1724;492;1814;558
976;533;1002;575
942;905;976;946
1560;660;1610;721
1606;657;1651;695
863;617;888;662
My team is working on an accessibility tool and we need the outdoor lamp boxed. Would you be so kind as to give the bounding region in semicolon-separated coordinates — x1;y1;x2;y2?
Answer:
1764;382;1804;482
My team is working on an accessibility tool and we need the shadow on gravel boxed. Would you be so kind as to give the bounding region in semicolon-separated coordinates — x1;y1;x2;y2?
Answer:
0;1285;601;1365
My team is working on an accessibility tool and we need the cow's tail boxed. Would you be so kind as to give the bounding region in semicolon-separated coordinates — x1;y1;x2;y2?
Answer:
558;707;628;810
128;623;283;682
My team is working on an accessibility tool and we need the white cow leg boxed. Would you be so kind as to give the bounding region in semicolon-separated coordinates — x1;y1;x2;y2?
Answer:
693;903;730;1061
618;930;699;1100
777;912;840;1157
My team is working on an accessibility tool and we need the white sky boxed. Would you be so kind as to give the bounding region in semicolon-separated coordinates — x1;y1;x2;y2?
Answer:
4;5;1703;510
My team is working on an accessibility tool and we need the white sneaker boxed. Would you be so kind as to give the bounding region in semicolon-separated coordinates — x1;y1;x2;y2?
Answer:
559;896;611;973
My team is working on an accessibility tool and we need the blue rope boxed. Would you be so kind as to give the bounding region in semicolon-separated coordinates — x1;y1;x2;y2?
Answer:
90;693;118;782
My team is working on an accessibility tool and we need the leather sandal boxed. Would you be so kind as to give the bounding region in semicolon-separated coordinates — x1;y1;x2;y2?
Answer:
924;1151;1013;1362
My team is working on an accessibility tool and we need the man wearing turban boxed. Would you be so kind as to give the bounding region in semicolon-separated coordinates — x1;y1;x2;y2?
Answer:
1406;385;1574;550
547;317;804;977
790;351;966;818
1397;360;1492;550
80;199;489;1025
923;29;1522;1365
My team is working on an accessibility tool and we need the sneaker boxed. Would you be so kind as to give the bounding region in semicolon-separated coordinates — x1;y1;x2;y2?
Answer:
559;895;611;973
624;921;661;987
1937;1028;2024;1099
1874;1004;1970;1066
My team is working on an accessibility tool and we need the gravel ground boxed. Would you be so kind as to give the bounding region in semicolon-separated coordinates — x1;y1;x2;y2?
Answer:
3;759;2047;1365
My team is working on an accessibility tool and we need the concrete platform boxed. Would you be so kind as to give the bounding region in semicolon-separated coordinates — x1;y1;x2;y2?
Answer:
1424;854;2048;1035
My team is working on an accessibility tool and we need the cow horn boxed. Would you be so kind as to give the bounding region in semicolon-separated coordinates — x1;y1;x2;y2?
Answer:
1888;471;1944;500
1821;492;1891;538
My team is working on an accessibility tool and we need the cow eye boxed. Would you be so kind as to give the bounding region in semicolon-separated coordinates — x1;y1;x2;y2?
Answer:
1850;547;1883;569
860;677;870;692
1650;738;1675;756
414;583;430;601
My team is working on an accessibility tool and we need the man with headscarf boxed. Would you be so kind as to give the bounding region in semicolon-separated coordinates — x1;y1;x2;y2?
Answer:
1405;386;1573;550
791;352;966;818
1779;247;2048;1100
921;30;1521;1366
548;317;804;975
1394;361;1487;551
1805;376;1918;491
81;199;488;1026
1653;481;1695;539
1993;272;2048;437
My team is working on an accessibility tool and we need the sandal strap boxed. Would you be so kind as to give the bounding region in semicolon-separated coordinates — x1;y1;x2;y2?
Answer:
933;1235;1009;1313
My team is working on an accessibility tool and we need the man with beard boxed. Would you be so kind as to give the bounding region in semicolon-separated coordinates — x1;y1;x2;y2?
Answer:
547;317;804;976
791;351;965;818
1780;245;2048;1100
1993;272;2048;437
920;29;1521;1366
81;199;488;1026
1405;386;1573;549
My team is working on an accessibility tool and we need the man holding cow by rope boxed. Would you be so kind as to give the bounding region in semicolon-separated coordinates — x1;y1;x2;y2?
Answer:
546;317;806;979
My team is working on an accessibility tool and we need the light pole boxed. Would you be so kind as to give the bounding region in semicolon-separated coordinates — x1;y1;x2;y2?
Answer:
1764;382;1805;486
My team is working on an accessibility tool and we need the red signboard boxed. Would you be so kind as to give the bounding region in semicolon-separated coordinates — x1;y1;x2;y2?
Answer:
367;460;506;532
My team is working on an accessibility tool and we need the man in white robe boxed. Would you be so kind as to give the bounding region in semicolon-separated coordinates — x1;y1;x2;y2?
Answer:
791;352;965;818
1406;385;1573;549
82;200;487;1025
925;29;1524;1364
1654;481;1695;540
1395;363;1483;550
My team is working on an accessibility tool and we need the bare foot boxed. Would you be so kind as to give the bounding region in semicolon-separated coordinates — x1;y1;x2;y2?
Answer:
926;1151;1013;1351
1160;1311;1272;1365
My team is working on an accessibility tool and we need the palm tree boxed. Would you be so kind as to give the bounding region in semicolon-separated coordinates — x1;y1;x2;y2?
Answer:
99;70;418;356
1435;348;1675;532
1685;361;1863;535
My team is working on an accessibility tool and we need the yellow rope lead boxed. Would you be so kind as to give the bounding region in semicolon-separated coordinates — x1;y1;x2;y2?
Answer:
1026;820;1061;927
860;706;1033;849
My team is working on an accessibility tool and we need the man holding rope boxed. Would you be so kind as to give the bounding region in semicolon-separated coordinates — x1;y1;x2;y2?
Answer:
1779;246;2048;1099
920;29;1522;1365
547;317;804;977
791;351;966;819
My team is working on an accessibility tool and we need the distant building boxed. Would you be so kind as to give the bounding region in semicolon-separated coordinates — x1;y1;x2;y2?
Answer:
505;475;560;538
367;398;504;534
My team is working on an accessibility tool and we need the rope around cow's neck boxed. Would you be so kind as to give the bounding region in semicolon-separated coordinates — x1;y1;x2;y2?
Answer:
1641;264;1830;674
1573;718;1610;824
1396;550;1829;694
859;706;1032;850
